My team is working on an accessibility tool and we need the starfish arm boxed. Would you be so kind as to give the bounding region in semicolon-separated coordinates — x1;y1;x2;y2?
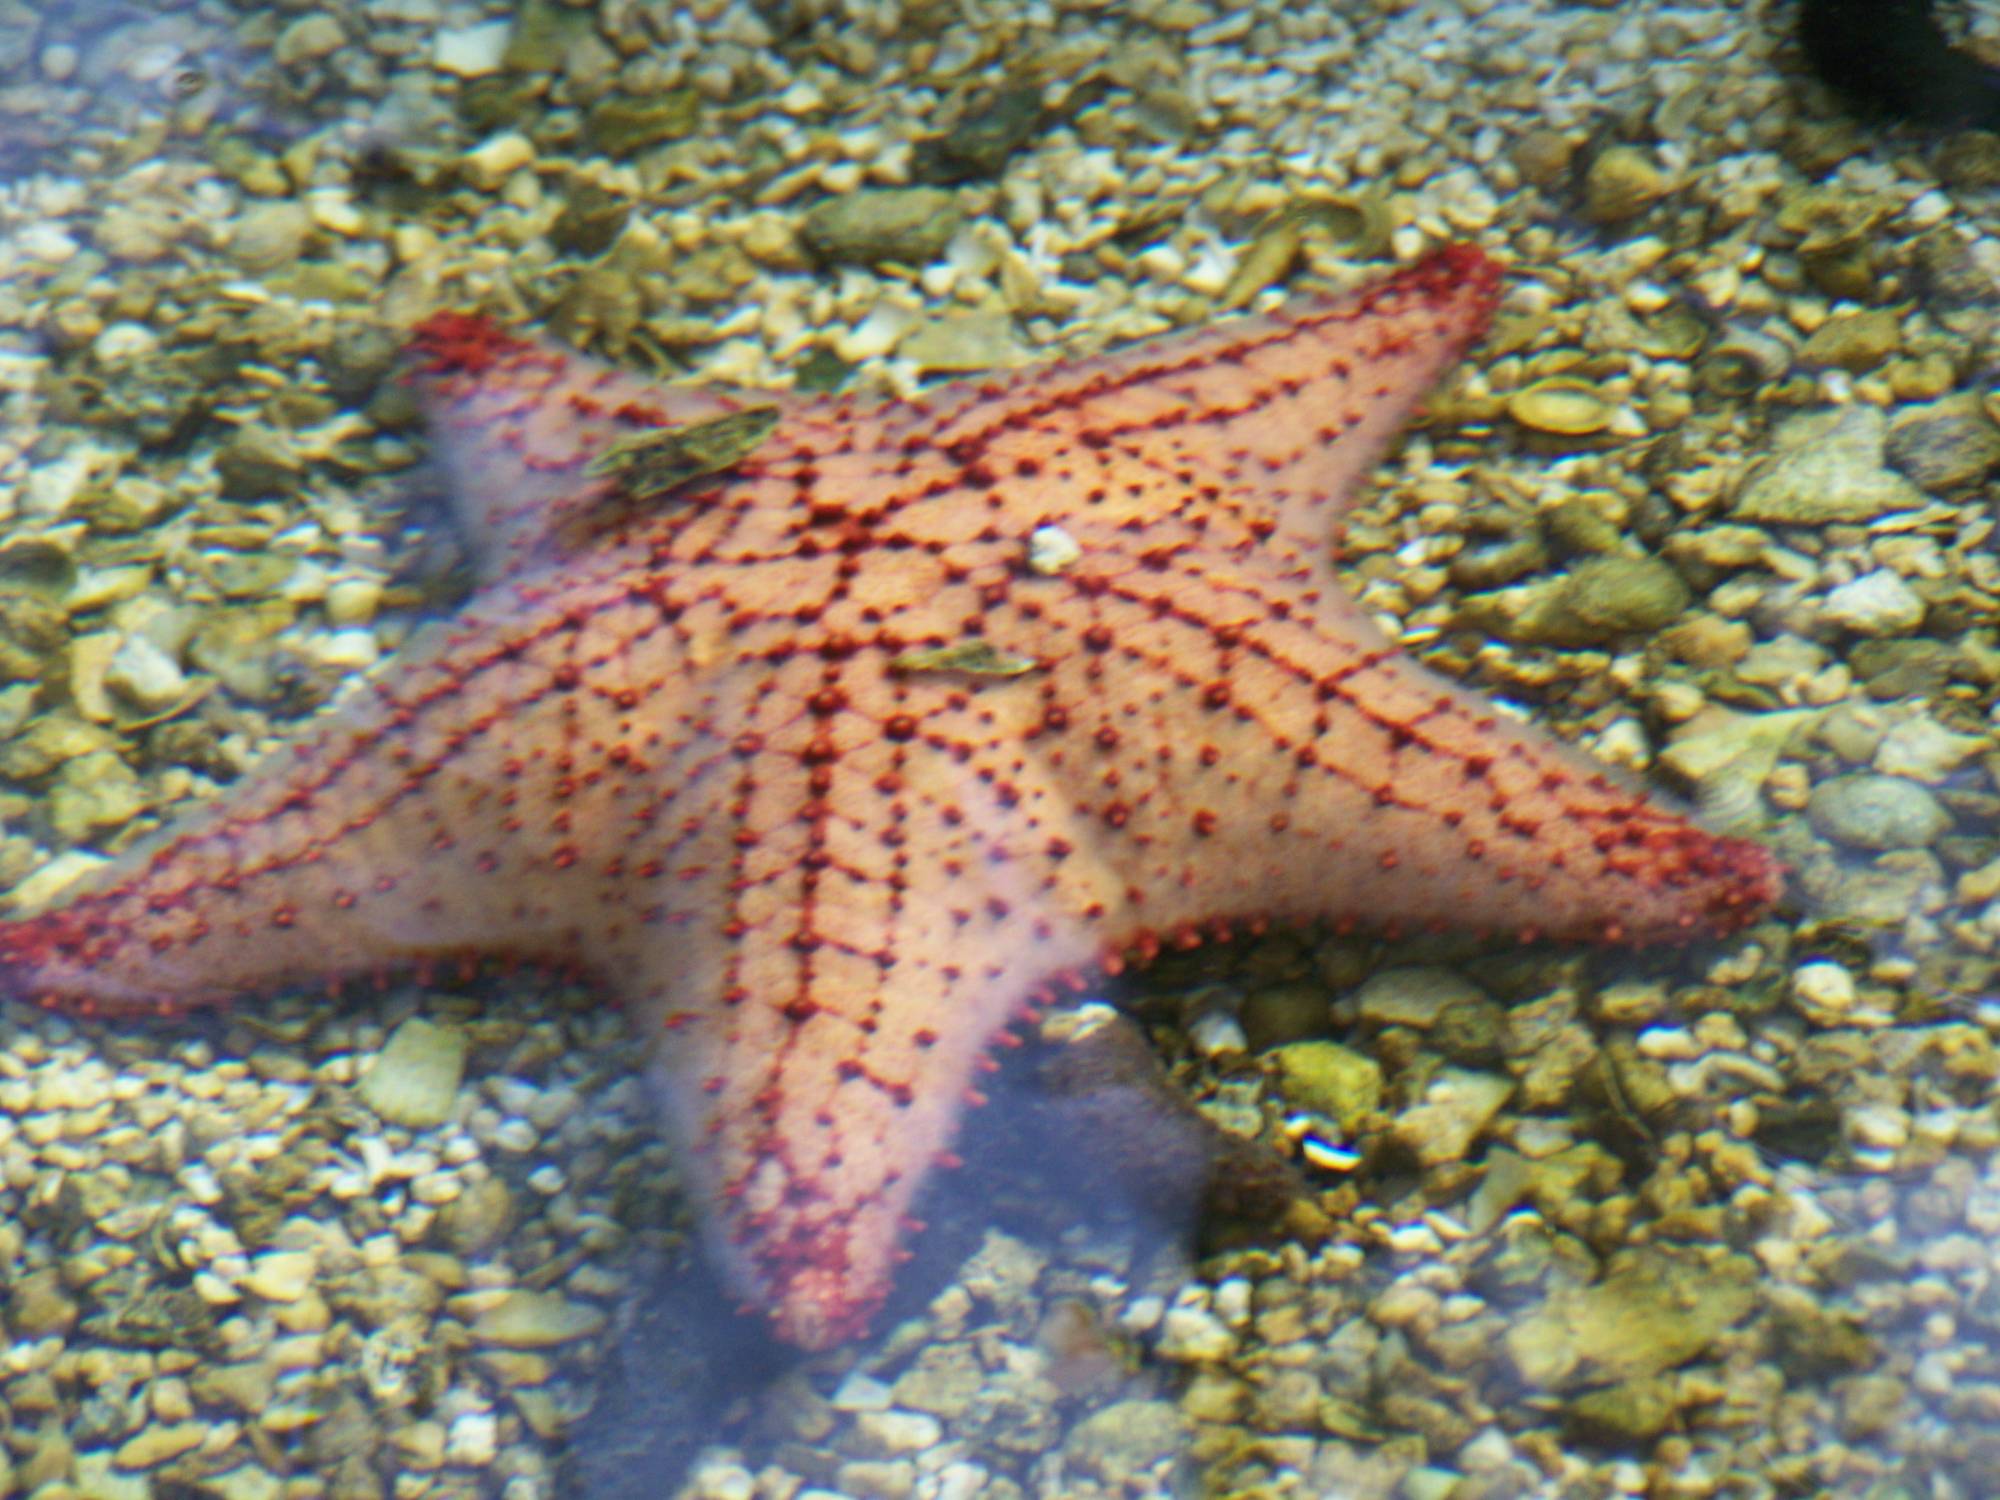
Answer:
633;683;1104;1348
973;545;1780;946
901;245;1502;556
734;512;1777;952
0;561;697;1014
410;313;795;583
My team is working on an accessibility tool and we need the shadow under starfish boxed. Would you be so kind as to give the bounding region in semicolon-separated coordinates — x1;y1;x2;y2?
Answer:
557;992;1311;1499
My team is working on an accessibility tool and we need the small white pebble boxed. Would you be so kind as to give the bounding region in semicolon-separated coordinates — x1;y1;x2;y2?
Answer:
1845;1103;1911;1151
242;1249;317;1303
830;1372;893;1411
1154;1304;1235;1362
1792;960;1856;1016
1212;1277;1251;1327
1027;525;1081;576
313;628;380;670
192;1271;242;1305
1119;1295;1165;1333
445;1410;499;1466
432;20;511;77
16;222;80;265
491;1118;537;1153
92;322;159;366
1635;1025;1702;1061
1386;1223;1444;1255
524;1164;566;1195
1903;190;1952;229
308;193;366;238
460;133;535;193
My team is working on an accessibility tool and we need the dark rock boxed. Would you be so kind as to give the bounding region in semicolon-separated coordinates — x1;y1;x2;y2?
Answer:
585;91;700;158
914;82;1045;182
1562;1376;1677;1447
548;181;631;257
801;187;960;267
1886;392;2000;491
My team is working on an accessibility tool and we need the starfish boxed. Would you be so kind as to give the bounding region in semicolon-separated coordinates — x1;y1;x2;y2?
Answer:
0;245;1780;1349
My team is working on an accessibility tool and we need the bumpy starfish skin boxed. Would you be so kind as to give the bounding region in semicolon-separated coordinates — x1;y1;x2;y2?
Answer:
0;246;1779;1348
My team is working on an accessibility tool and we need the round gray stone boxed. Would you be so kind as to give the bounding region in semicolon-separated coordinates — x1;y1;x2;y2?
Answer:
1807;773;1951;851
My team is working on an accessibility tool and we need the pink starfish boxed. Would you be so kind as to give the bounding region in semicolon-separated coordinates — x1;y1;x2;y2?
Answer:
0;246;1780;1347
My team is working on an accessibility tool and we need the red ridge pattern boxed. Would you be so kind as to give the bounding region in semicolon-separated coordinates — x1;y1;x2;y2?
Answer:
0;246;1780;1348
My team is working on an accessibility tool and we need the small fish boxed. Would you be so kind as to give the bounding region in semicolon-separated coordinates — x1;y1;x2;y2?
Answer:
890;640;1042;678
585;406;780;503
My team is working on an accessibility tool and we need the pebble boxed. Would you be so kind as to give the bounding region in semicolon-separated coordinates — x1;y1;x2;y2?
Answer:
1462;555;1691;647
465;1289;607;1347
1154;1304;1236;1363
49;750;149;841
489;1116;538;1152
92;322;159;366
932;1463;992;1500
1268;1041;1382;1133
1563;1377;1678;1445
357;1017;467;1129
273;14;346;66
1237;980;1328;1050
1504;1246;1757;1390
461;133;537;193
900;310;1032;373
850;1410;942;1457
1806;772;1952;850
395;1420;447;1469
1061;1399;1187;1483
445;1410;499;1466
243;1249;317;1303
76;1450;152;1498
432;19;511;76
685;1460;758;1500
230;203;312;273
1354;967;1488;1028
1798;308;1900;372
17;222;80;264
1580;145;1674;223
313;628;381;670
1176;1012;1240;1056
113;1421;208;1471
104;634;187;713
801;188;962;267
836;301;920;362
1886;393;2000;491
324;578;383;628
830;1372;895;1411
834;1459;914;1499
1845;1103;1913;1152
1791;961;1860;1023
10;1270;76;1337
1393;1067;1515;1166
1824;570;1926;637
205;1466;283;1500
1732;406;1925;524
151;1377;193;1424
586;93;702;157
1874;718;1988;781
